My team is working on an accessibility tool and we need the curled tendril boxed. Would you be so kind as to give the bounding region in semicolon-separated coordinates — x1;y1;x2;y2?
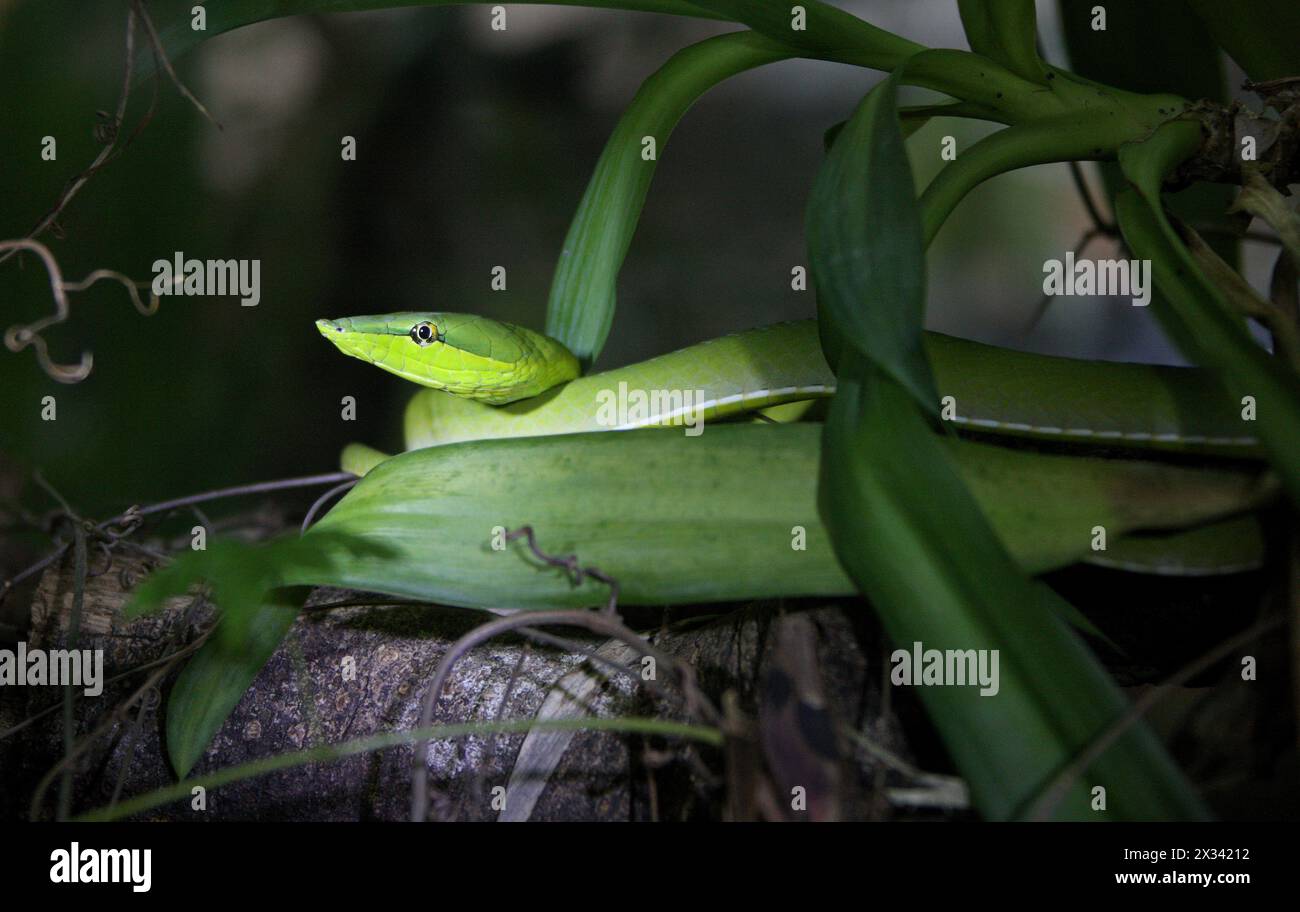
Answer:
2;238;160;383
0;0;217;384
64;269;161;316
503;524;621;614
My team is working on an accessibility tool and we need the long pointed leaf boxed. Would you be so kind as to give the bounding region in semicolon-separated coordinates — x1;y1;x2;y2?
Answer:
823;367;1209;819
131;422;1265;778
165;589;305;778
808;72;937;412
809;73;1208;819
545;32;793;366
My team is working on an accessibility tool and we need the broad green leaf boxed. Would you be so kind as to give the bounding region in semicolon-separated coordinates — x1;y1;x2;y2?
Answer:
291;423;1267;606
305;424;846;607
545;32;793;367
810;76;1207;819
957;0;1047;84
1117;120;1300;507
132;424;1265;778
807;71;937;412
956;440;1268;575
1184;0;1300;82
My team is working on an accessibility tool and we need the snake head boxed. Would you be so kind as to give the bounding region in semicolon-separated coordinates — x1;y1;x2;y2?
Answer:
315;312;579;404
316;313;441;378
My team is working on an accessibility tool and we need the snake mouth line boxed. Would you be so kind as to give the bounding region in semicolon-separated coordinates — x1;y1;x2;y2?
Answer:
316;319;381;363
317;320;452;389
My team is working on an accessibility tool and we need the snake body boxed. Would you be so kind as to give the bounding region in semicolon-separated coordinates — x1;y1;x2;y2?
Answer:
313;312;1270;580
318;313;1261;467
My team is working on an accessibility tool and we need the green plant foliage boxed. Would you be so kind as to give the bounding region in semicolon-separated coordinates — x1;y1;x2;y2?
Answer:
957;0;1048;84
545;33;793;367
116;0;1294;818
127;533;394;775
1058;0;1236;264
131;421;1264;775
688;0;921;70
806;72;936;411
302;423;1268;605
1117;122;1300;507
165;588;305;778
809;75;1207;820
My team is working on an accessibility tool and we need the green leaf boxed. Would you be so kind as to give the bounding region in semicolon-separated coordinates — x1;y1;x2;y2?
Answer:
955;438;1269;575
127;532;395;776
166;588;304;778
305;424;848;607
1117;120;1300;507
809;76;1207;819
1183;0;1300;82
807;71;937;412
127;533;387;648
136;427;1262;779
293;422;1266;607
820;366;1209;819
957;0;1048;84
545;32;793;367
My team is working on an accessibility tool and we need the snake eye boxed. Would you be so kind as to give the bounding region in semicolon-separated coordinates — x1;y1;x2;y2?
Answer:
411;321;437;346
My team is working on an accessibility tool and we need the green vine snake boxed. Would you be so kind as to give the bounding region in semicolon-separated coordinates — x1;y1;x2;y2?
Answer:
317;311;1262;467
312;312;1270;586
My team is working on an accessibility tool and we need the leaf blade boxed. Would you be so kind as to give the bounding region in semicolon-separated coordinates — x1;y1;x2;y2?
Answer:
819;367;1209;819
809;74;1208;819
545;32;793;365
807;72;937;411
165;588;304;778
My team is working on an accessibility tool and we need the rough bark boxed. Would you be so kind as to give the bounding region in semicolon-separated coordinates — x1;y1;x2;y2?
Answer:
7;553;924;822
